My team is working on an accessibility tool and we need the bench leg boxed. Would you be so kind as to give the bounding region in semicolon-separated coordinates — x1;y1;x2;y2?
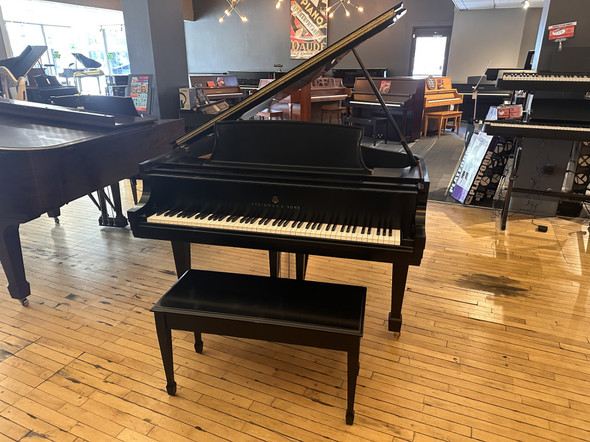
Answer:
154;312;177;395
194;332;203;353
388;262;409;332
296;253;308;280
269;251;281;277
346;339;360;425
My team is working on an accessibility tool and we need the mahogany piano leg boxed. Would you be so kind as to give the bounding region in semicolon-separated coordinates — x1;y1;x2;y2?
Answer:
0;222;31;306
109;182;128;227
269;251;281;277
295;253;308;280
388;262;409;332
171;241;191;277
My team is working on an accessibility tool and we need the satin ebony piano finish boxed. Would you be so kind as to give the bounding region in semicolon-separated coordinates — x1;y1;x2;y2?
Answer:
0;98;184;304
129;4;428;332
346;77;425;142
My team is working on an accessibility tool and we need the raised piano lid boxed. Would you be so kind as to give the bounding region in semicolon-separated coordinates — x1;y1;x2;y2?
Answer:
175;3;407;156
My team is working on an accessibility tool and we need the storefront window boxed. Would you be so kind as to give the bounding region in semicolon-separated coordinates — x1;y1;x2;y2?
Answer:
0;0;129;85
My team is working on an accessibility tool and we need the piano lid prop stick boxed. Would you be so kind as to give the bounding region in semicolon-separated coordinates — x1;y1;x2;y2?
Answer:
351;48;418;167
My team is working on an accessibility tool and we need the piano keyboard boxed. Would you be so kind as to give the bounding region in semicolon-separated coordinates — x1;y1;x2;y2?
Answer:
484;120;590;141
147;210;401;246
349;100;402;107
497;70;590;91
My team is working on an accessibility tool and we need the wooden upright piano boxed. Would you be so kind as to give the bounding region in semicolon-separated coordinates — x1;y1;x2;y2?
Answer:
0;98;184;305
422;76;463;134
423;76;463;112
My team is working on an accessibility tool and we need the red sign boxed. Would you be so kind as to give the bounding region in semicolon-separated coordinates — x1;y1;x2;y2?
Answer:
548;21;576;40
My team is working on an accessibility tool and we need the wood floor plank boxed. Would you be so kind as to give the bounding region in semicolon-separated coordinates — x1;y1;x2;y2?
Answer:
2;190;590;440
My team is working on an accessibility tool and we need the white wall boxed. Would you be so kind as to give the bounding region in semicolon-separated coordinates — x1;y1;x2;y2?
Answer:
447;7;542;83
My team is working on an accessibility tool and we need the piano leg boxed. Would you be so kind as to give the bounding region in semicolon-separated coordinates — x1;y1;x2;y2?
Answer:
388;262;409;332
109;183;129;227
269;251;281;277
295;253;309;280
171;241;191;277
0;221;31;305
95;183;128;227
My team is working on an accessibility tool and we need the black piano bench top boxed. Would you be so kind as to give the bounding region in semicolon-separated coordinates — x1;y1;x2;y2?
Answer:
151;269;366;425
152;269;366;334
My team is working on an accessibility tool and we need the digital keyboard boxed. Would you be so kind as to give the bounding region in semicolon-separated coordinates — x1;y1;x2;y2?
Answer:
496;70;590;91
483;120;590;141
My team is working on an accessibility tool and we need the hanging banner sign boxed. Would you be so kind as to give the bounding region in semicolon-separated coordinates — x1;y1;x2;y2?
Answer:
290;0;328;60
548;21;576;40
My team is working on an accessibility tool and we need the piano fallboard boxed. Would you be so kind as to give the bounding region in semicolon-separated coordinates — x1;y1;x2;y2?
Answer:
483;120;590;141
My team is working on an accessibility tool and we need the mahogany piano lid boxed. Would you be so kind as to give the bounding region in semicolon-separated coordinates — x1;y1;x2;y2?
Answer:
0;97;156;150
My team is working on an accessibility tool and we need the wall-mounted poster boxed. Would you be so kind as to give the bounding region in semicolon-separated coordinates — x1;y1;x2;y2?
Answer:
290;0;328;60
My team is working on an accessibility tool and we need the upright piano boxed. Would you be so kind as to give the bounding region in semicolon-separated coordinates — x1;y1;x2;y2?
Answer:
423;76;463;112
346;77;425;141
284;76;352;120
188;74;245;103
128;3;429;332
0;98;184;305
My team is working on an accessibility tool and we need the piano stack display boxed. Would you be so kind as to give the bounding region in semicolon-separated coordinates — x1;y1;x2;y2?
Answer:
484;70;590;228
346;77;425;141
129;3;429;333
0;98;184;306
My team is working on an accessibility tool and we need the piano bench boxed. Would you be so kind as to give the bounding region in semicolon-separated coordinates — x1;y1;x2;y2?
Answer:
344;116;388;146
320;104;347;124
423;110;462;138
151;269;366;425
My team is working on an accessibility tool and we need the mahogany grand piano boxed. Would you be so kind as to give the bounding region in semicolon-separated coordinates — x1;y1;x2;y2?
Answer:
0;98;184;305
128;3;429;332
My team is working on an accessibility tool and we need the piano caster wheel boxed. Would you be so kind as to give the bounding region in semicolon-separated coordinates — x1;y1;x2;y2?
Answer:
346;410;355;425
53;217;60;224
166;382;177;395
20;298;29;307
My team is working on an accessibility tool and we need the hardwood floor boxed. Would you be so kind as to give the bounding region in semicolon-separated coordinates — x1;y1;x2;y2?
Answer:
1;185;590;441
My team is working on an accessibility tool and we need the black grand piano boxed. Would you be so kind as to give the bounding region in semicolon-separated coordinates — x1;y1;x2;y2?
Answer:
128;3;429;332
0;98;184;306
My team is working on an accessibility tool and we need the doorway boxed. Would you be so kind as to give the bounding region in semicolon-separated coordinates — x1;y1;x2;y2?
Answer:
409;27;452;77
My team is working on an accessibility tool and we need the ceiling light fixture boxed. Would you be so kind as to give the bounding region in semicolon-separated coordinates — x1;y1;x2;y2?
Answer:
522;0;530;8
219;0;248;23
276;0;284;9
327;0;364;18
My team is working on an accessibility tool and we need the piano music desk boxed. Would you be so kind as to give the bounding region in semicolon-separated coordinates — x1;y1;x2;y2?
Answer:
423;110;462;138
151;269;366;425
